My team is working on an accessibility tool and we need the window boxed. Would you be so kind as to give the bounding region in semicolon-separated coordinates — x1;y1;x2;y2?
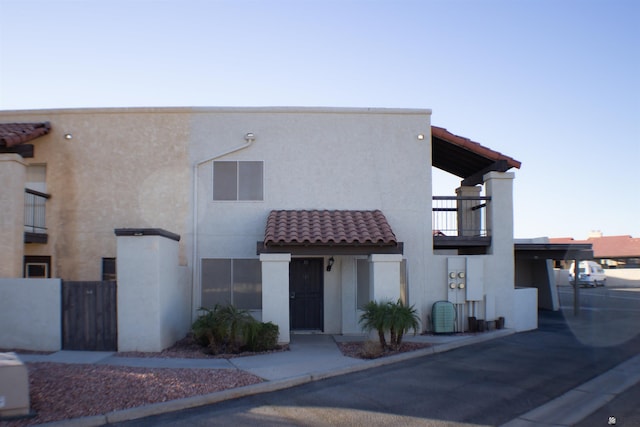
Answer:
25;164;48;234
102;258;116;281
26;164;46;193
213;161;263;201
23;256;51;278
356;259;370;309
201;259;262;309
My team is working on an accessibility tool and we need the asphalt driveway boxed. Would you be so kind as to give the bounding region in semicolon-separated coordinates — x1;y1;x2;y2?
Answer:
113;300;640;427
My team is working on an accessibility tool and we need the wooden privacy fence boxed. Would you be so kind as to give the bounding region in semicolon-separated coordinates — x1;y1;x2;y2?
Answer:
62;281;117;351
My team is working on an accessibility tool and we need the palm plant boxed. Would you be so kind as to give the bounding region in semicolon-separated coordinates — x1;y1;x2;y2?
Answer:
216;303;254;353
387;299;420;350
192;303;255;354
359;299;421;351
359;300;391;349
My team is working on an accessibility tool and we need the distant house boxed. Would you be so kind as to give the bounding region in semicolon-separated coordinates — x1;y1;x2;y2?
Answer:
1;106;537;352
550;232;640;268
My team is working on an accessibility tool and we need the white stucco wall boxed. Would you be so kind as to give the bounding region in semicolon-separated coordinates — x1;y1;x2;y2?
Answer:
0;279;62;351
191;108;433;331
513;287;538;332
426;172;519;332
117;233;190;352
260;253;292;343
0;155;27;278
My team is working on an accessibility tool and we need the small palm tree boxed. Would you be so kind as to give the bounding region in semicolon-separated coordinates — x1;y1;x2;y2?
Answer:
359;300;391;349
216;303;254;353
387;299;420;350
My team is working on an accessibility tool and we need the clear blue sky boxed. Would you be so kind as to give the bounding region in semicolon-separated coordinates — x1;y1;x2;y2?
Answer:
1;0;638;239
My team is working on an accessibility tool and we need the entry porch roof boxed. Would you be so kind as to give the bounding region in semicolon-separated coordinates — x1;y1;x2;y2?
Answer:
257;210;403;255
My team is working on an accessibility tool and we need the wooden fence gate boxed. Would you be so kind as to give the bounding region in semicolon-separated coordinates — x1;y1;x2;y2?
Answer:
62;281;117;351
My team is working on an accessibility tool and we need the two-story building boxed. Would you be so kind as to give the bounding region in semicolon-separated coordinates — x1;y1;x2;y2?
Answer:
0;107;532;351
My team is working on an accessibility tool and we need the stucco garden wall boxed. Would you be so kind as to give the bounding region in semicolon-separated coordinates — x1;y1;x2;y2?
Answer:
0;279;62;351
116;231;191;352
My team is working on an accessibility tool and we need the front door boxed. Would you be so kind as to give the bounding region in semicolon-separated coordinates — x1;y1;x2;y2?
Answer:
289;258;324;331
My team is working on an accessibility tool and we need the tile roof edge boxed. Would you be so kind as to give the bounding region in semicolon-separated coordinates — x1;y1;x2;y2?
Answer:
431;125;522;170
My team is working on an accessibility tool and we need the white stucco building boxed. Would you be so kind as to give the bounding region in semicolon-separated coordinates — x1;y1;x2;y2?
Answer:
0;107;535;351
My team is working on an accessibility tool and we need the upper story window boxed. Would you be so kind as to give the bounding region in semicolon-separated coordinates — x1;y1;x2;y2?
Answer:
213;161;263;201
26;164;47;193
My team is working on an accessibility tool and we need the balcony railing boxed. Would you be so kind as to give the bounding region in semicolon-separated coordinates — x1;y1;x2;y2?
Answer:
24;188;50;243
432;196;491;248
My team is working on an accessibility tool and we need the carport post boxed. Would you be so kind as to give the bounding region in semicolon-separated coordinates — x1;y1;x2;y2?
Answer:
573;258;580;316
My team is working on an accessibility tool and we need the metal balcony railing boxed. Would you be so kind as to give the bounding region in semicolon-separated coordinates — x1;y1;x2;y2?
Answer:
432;196;491;238
24;188;50;234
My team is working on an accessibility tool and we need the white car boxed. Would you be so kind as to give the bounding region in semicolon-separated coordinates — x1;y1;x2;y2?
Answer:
568;261;607;287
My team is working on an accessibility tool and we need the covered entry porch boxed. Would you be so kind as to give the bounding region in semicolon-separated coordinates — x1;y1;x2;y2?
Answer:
257;210;404;344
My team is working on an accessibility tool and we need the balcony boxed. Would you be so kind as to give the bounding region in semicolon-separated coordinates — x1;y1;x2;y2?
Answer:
24;188;50;244
432;196;491;251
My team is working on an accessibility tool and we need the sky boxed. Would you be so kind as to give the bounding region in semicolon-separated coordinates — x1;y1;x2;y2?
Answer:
1;0;638;239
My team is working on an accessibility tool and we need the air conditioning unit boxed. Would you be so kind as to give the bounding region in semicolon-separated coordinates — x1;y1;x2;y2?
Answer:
0;353;30;418
432;301;456;334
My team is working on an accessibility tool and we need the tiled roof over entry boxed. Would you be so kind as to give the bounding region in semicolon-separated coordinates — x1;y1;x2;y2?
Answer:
264;210;398;246
0;122;51;147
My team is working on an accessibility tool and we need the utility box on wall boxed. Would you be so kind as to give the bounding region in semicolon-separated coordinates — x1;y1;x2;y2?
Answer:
465;257;484;302
0;353;30;418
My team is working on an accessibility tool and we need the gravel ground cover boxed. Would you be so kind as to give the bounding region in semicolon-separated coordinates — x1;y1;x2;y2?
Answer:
1;338;430;426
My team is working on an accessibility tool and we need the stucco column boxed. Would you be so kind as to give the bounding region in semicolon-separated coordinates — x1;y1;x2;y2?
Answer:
484;172;515;255
0;154;27;278
455;185;482;237
260;253;291;344
369;254;403;302
115;229;184;352
484;171;515;328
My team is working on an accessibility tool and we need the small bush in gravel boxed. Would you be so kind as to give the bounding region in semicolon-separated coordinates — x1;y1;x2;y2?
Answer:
359;299;421;351
243;321;279;352
192;304;280;354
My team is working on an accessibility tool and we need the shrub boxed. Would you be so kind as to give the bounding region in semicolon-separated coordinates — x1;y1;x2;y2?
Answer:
359;300;391;349
387;299;420;350
359;299;421;351
243;321;279;352
192;304;280;354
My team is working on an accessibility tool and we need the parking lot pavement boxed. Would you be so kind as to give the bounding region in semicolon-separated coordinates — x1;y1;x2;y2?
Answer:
574;381;640;427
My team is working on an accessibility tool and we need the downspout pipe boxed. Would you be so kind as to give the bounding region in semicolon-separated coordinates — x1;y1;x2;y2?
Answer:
191;138;256;320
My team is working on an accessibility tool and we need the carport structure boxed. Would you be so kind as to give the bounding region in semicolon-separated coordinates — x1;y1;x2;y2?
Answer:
515;242;593;314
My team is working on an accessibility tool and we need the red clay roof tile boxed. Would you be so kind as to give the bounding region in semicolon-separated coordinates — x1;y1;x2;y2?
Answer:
264;210;398;246
550;235;640;258
0;122;51;147
431;125;522;170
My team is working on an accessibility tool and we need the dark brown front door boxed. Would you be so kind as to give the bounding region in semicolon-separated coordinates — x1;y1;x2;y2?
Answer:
289;258;323;331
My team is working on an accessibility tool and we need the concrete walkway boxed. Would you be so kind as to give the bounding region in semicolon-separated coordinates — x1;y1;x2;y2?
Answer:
14;326;640;427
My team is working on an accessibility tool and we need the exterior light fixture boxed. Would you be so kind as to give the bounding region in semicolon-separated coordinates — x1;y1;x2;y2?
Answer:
64;133;73;140
417;134;425;140
326;257;335;272
244;132;255;142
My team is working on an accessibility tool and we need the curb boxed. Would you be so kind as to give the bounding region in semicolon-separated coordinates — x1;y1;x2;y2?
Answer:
38;329;516;426
501;354;640;427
